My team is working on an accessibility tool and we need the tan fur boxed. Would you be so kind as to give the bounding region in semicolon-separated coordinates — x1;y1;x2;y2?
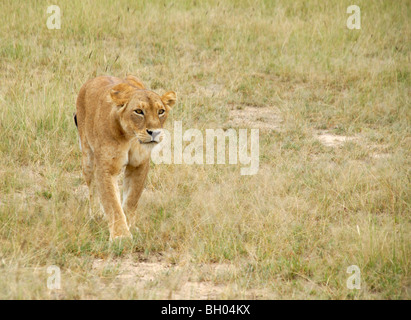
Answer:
75;75;176;240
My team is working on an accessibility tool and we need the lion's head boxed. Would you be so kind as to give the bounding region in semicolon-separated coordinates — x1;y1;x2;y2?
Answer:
110;76;176;146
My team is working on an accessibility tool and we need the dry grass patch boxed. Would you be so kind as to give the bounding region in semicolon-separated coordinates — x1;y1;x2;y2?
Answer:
0;0;409;299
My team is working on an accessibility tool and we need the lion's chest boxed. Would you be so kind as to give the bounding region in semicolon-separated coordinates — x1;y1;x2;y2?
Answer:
127;140;151;167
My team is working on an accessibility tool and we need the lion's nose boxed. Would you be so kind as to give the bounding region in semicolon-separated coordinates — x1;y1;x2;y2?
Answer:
147;129;162;141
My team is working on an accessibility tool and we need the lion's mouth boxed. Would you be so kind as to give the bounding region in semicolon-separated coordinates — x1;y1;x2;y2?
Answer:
137;139;159;145
135;133;163;145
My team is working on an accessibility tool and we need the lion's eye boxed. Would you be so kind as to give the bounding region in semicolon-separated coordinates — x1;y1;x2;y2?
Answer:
134;109;144;115
158;109;165;115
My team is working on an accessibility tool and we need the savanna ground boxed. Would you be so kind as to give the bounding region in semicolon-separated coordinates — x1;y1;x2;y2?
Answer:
0;0;410;299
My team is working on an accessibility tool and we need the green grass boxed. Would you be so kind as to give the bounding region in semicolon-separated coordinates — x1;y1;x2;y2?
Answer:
0;0;410;299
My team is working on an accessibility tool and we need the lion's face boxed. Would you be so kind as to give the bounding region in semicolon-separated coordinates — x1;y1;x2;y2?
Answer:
110;82;176;146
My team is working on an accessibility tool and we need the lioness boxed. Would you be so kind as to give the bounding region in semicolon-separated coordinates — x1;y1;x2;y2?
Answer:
75;75;176;240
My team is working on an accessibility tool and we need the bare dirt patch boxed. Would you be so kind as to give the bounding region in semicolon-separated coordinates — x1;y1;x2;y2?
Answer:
91;255;226;299
199;83;227;98
316;131;357;147
315;131;393;160
91;254;271;299
227;106;282;131
371;152;391;159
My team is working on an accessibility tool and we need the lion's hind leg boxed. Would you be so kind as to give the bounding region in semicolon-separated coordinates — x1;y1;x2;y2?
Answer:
80;142;103;219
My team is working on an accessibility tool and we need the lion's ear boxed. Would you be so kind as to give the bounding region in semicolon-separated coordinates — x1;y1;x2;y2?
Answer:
161;91;176;108
125;75;145;89
110;83;135;106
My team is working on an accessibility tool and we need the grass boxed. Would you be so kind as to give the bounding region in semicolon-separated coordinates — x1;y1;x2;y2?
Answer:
0;0;410;299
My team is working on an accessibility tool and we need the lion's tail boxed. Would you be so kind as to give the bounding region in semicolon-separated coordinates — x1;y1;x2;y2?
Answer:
73;112;78;129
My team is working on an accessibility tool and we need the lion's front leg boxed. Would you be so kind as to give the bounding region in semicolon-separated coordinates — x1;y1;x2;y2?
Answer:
94;166;132;241
122;160;150;226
